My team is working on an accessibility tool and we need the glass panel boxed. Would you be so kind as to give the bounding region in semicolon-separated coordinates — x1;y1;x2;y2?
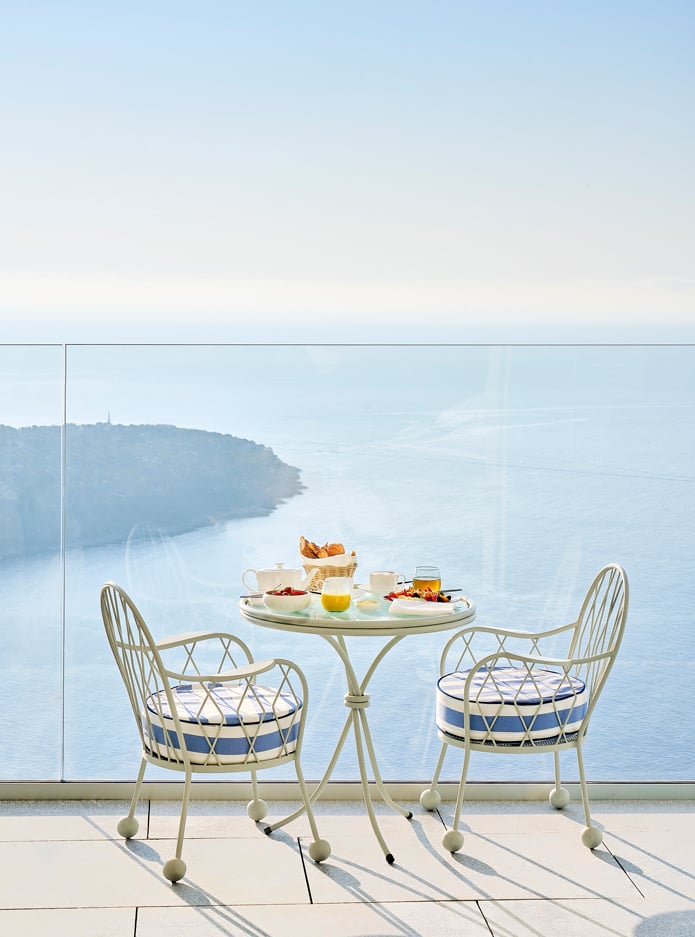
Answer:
0;345;64;779
58;344;695;782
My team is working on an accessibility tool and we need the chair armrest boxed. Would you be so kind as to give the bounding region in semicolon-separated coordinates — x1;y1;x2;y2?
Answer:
156;630;242;650
449;620;577;643
164;657;279;683
440;620;578;675
155;631;254;680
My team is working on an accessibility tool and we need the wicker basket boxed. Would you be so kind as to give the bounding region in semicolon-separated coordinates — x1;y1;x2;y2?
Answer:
303;559;358;589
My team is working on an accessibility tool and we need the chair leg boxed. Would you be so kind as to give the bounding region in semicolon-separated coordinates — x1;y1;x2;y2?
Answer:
420;741;448;811
247;770;268;822
294;757;331;863
442;746;471;854
162;766;191;883
576;742;602;849
118;757;146;839
549;750;571;809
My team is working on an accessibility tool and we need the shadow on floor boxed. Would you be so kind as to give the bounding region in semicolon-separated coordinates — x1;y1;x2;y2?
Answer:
635;909;695;936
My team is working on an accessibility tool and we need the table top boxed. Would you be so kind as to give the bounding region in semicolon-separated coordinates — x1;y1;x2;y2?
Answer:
238;593;476;637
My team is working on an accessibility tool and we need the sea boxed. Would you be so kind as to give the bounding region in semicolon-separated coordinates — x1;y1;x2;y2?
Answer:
2;343;694;784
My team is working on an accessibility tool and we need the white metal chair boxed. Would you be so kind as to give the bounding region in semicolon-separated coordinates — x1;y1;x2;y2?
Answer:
100;581;331;883
420;564;629;853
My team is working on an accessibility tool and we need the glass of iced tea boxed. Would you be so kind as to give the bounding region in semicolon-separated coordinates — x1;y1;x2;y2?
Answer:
321;576;353;612
413;566;441;592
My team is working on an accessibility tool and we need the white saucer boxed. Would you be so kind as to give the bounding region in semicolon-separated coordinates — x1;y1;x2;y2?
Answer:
244;594;265;607
355;597;381;614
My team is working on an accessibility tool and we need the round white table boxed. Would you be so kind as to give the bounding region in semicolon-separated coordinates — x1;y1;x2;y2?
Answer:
238;592;476;863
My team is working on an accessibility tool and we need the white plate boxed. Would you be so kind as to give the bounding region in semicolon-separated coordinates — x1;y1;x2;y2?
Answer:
388;597;462;617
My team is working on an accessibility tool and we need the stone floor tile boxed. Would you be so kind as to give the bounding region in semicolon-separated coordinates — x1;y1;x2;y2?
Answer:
303;813;639;904
0;907;135;937
147;797;314;840
416;799;695;841
0;836;309;909
483;896;695;937
482;897;646;937
431;799;593;836
591;800;695;833
603;830;695;905
0;799;147;842
136;899;492;937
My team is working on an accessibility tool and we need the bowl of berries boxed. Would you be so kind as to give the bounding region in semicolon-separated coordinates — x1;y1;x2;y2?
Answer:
263;587;312;613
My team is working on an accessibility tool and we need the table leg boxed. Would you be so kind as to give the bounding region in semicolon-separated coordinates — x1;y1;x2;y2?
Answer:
263;709;353;834
336;633;413;862
357;706;412;821
266;631;413;863
350;700;395;863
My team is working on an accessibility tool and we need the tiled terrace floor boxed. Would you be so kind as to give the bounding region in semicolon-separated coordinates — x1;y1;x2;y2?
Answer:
0;796;693;936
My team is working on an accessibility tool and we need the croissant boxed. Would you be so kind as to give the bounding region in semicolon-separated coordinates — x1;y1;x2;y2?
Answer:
300;536;350;559
299;536;319;559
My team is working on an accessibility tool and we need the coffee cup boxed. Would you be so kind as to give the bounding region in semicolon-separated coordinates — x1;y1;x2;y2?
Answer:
369;570;406;596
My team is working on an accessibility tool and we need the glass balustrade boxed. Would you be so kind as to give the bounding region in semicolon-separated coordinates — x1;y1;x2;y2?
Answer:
2;343;694;782
0;344;64;780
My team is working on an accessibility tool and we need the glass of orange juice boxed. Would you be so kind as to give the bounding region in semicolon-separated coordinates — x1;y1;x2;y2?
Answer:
413;566;441;592
321;576;353;612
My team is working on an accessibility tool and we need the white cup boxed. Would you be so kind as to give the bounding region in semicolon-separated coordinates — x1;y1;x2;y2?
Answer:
369;570;406;596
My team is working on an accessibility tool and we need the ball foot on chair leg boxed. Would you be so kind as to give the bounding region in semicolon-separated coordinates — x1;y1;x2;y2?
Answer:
308;838;332;863
442;829;464;853
163;857;186;883
581;826;603;849
247;798;268;822
549;787;571;810
117;816;139;839
420;788;442;811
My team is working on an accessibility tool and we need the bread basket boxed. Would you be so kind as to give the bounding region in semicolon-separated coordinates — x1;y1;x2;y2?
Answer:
302;554;358;589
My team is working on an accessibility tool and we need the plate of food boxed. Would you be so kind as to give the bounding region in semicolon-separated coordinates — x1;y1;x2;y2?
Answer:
385;586;465;616
384;586;454;603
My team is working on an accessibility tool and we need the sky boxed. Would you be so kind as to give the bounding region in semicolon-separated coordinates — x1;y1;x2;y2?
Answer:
1;1;693;342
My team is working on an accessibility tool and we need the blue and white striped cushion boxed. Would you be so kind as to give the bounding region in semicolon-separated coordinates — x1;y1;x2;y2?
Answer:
437;666;587;744
143;682;301;765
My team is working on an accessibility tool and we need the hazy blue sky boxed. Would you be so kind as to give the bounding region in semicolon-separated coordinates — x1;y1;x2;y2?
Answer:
1;1;693;341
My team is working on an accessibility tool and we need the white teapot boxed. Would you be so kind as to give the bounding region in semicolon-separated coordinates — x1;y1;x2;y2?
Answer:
242;562;318;594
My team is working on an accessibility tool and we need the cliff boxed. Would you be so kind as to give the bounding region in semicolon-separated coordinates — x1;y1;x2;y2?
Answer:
0;422;303;561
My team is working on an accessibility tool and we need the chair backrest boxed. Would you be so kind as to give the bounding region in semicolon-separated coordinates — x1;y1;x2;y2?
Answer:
567;563;629;714
100;581;187;764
